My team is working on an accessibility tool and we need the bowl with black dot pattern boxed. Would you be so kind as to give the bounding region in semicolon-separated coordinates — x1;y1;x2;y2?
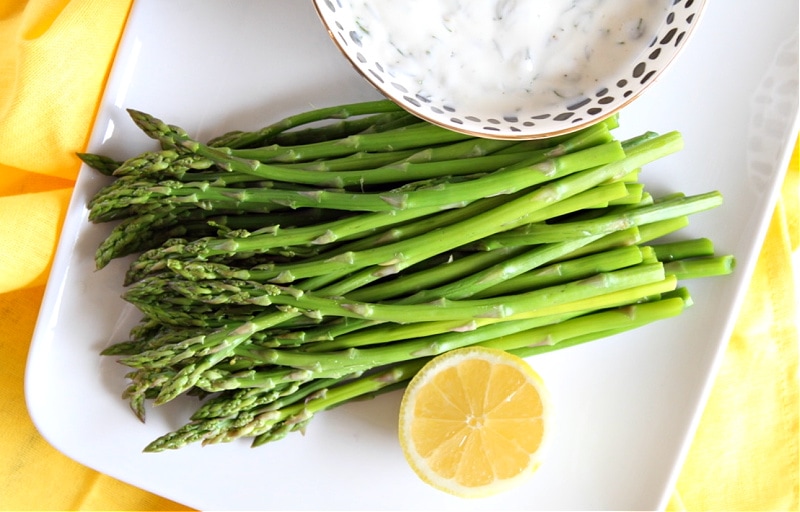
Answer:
313;0;707;140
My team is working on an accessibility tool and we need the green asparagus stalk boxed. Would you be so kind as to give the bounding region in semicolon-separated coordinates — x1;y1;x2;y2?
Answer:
81;99;737;454
121;192;508;285
130;108;474;165
263;110;421;147
88;141;624;227
149;294;686;450
650;238;715;261
77;152;122;175
468;245;647;299
114;130;692;410
493;295;687;357
119;260;675;407
94;206;349;268
191;133;678;286
664;255;736;279
144;359;427;451
146;180;628;290
205;99;406;149
475;191;722;248
268;229;652;350
122;263;671;367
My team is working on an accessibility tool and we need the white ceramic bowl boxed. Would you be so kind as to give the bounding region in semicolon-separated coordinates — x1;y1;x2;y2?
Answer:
313;0;707;139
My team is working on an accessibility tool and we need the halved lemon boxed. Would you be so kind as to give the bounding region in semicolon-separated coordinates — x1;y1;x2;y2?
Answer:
398;346;551;498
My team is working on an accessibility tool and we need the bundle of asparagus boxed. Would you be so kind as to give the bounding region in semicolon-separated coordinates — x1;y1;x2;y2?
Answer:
81;100;734;451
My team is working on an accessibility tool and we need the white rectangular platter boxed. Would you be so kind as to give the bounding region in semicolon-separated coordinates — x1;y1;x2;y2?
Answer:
25;1;799;510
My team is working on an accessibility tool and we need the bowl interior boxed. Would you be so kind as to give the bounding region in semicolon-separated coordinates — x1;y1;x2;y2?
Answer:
314;0;707;139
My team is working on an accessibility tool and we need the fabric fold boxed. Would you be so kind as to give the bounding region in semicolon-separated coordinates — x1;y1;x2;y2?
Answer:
0;0;130;180
0;187;72;293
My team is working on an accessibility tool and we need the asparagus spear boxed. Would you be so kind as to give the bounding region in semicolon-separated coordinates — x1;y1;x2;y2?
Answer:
475;191;722;248
81;99;736;453
205;99;407;149
161;134;674;286
130;108;474;164
77;152;122;175
144;296;686;451
114;129;689;407
88;115;620;268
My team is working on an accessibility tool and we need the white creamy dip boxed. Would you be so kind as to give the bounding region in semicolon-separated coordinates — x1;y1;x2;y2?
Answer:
348;0;671;114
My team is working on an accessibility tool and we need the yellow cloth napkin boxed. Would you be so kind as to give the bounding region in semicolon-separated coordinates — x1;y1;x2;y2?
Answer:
667;142;800;511
0;1;188;510
0;1;796;510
